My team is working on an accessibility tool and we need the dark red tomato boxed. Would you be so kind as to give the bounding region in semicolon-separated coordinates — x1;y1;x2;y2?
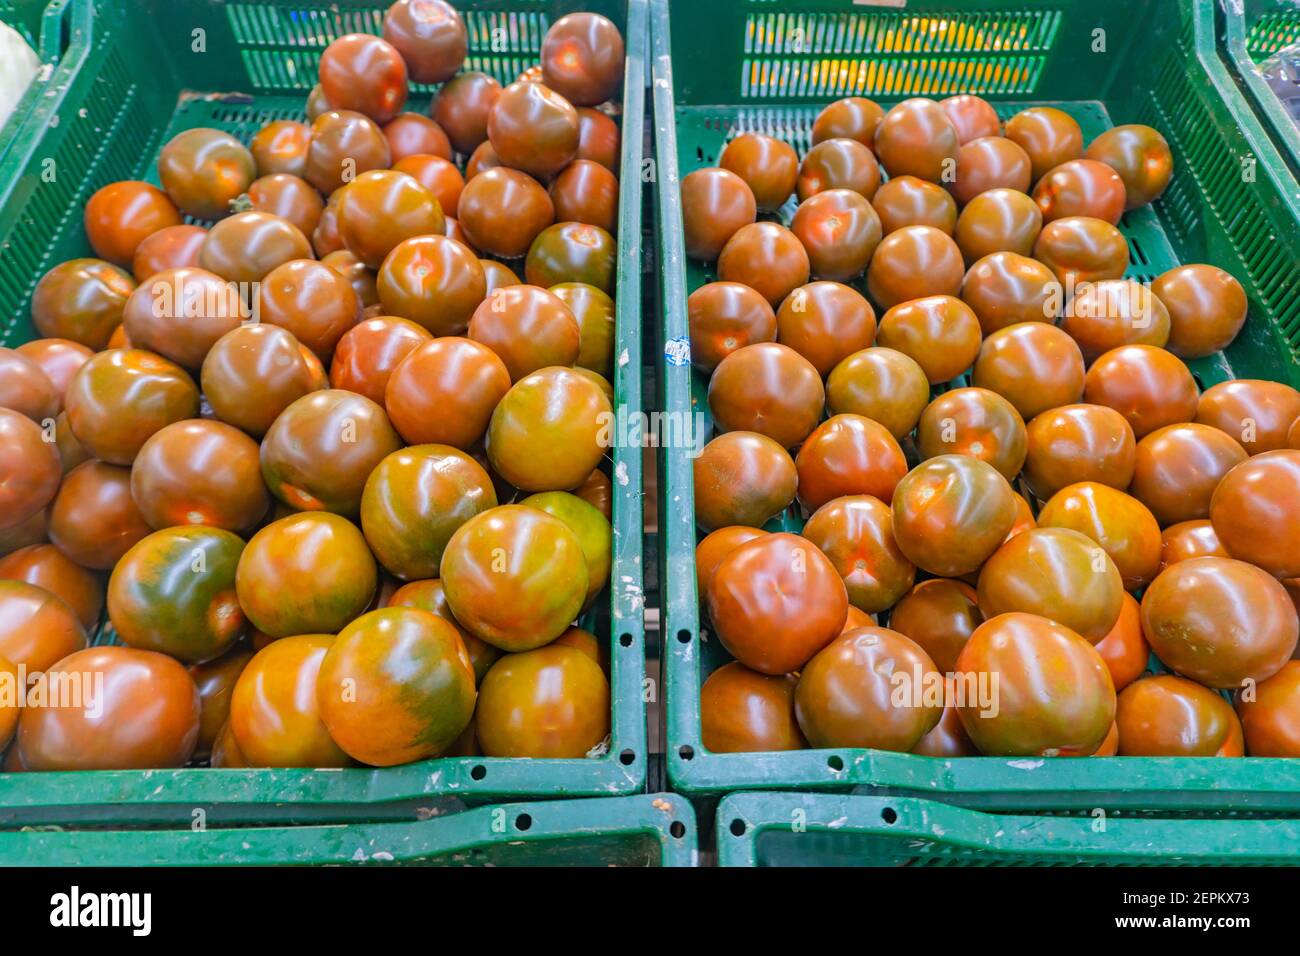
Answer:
693;431;796;532
573;108;618;173
385;336;510;449
318;33;408;124
573;467;611;519
552;281;615;377
1160;519;1226;570
1004;107;1084;182
889;578;982;673
432;70;500;154
789;189;882;282
123;266;246;369
977;527;1124;643
321;249;379;308
1084;124;1173;209
719;134;799;211
813;97;884;150
467;283;580;381
53;410;91;474
0;543;103;631
1033;158;1126;224
1152;263;1248;359
541;12;624;106
0;510;48;560
476;644;609;757
1032;215;1129;285
1083;344;1198;440
939;94;1000;144
949;136;1032;205
0;579;87;674
971;322;1085;421
0;655;20;750
1022;403;1136;500
305;110;391;194
337;169;445;270
1116;674;1243;756
311;192;345;257
802;495;915;613
1092;592;1147;692
960;251;1059;335
1197;379;1300;456
1037;481;1163;590
30;258;136;350
956;612;1115;756
481;258;520;295
329;315;430;404
707;532;848;675
701;662;805;753
201;324;327;437
795;414;907;512
891;455;1018;577
913;678;980;757
796;138;880;202
866;225;965;309
386;577;500;682
18;646;199;770
382;113;452;163
716;222;809;308
1130;423;1247;526
519;490;610;606
0;348;57;422
525;221;615;292
199;211;312;285
953;187;1043;263
875;293;981;384
376;234;486;336
488;81;580;179
84;180;181;266
108;526;247;663
158;128;256;220
189;645;255;758
549;159;619;233
235;513;377;638
383;0;466;83
917;387;1028;481
64;348;199;465
250;119;312;178
243;173;325;239
1235;661;1300;756
870;175;957;235
1060;279;1170;362
825;346;929;440
797;626;942;751
775;280;876;376
707;342;823;449
1210;450;1300;579
305;84;330;121
47;461;150;569
695;526;767;598
131;224;207;283
259;258;362;361
688;282;777;372
680;167;756;261
873;98;959;183
458;167;555;259
485;366;611;492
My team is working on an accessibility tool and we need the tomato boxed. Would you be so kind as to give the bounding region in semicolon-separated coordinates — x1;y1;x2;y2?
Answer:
305;110;391;194
199;211;312;286
1060;279;1171;361
954;187;1042;264
891;455;1018;577
1032;215;1129;285
0;654;17;750
0;348;57;422
236;513;377;637
577;107;620;171
548;159;619;234
1160;519;1226;571
875;294;982;385
796;626;941;750
306;84;331;121
158;128;256;219
775;281;876;376
0;511;47;560
695;526;767;598
519;491;610;604
383;0;466;83
917;387;1028;481
466;283;579;382
0;579;87;673
813;97;884;150
476;643;609;757
693;432;795;532
1022;403;1135;500
123;266;246;369
971;322;1084;421
796;139;880;202
250;119;312;178
789;189;881;283
30;258;135;350
700;662;804;753
525;222;615;292
1197;379;1300;456
382;113;452;163
201;324;327;438
1037;481;1161;589
551;282;615;377
481;259;521;296
870;175;957;236
18;646;199;770
432;70;501;154
1210;450;1300;579
318;33;407;123
956;612;1114;756
795;415;907;512
337;170;444;270
1130;423;1247;526
388;157;461;221
84;180;181;266
958;254;1051;339
1083;344;1198;440
874;98;959;183
1116;674;1243;756
1091;592;1148;692
933;94;996;143
0;544;102;631
228;634;350;767
541;11;624;106
913;677;980;756
949;136;1031;205
707;342;824;449
707;532;848;674
458;167;555;259
573;467;612;520
243;173;325;238
802;495;914;613
889;578;982;673
719;133;798;211
374;236;486;339
328;315;430;405
465;140;504;179
440;505;587;651
1084;124;1172;209
1235;661;1300;756
1142;556;1297;688
386;578;499;681
209;720;249;767
384;337;510;451
488;80;580;179
1150;263;1247;358
824;347;927;440
188;645;254;759
1003;107;1083;182
716;222;809;307
130;224;207;284
46;461;149;570
867;225;965;309
1032;158;1126;224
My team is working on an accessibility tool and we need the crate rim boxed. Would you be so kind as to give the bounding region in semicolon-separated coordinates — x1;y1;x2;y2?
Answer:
1218;0;1300;177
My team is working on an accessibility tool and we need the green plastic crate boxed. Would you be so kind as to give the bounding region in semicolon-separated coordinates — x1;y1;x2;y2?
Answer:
0;0;649;826
717;792;1300;866
0;794;696;866
1220;0;1300;174
652;0;1300;812
0;0;76;165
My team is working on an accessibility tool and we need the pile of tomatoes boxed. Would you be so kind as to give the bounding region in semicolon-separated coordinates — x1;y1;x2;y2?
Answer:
0;2;627;771
689;94;1300;760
